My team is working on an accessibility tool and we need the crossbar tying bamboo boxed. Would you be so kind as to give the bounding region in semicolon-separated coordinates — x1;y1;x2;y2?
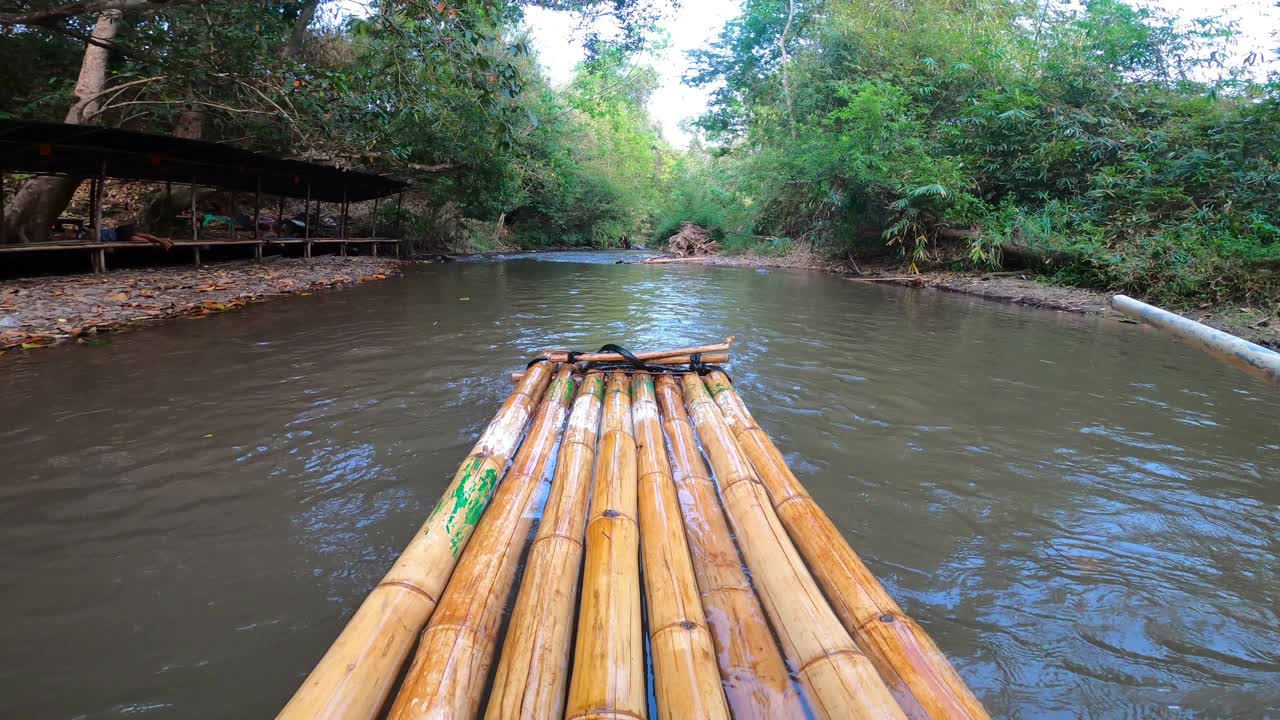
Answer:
653;375;806;719
565;371;646;720
510;353;729;383
277;361;555;720
703;369;990;720
387;365;576;720
632;373;731;720
486;371;606;720
681;373;907;720
543;337;734;364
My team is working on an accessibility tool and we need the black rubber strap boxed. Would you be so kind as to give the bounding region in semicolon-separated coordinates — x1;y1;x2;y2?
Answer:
566;351;582;364
689;351;732;383
526;356;553;369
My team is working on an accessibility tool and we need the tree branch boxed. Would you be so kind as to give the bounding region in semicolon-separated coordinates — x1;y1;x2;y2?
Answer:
0;0;204;25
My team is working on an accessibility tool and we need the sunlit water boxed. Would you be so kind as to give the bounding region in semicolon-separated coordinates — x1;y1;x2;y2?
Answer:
1;251;1276;718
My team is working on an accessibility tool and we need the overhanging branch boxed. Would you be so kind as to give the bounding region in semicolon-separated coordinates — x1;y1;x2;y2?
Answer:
0;0;204;25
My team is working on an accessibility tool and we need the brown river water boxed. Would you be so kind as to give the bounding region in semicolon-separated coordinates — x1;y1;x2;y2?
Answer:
1;251;1277;719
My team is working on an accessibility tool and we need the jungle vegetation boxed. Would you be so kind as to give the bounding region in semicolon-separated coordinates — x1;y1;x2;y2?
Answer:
2;0;1278;304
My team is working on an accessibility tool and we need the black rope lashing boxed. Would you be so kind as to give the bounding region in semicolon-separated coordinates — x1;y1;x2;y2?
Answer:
525;356;553;369
690;351;732;384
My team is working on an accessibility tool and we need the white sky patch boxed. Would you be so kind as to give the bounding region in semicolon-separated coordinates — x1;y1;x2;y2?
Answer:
522;1;740;148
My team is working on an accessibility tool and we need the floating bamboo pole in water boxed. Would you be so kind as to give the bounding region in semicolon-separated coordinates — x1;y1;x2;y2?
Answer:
1111;294;1280;383
653;375;805;720
276;361;555;720
701;370;989;720
680;373;906;720
387;365;575;720
486;371;606;720
631;373;731;720
565;371;646;720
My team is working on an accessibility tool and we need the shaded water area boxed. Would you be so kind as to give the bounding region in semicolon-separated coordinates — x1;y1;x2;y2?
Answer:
1;250;1277;719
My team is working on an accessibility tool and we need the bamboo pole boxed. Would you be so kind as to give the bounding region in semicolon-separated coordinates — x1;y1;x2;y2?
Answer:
653;376;805;720
509;353;729;383
565;372;646;720
486;371;606;720
632;373;730;720
388;366;576;720
543;338;734;364
1112;294;1280;383
702;371;989;720
277;362;556;720
680;374;905;720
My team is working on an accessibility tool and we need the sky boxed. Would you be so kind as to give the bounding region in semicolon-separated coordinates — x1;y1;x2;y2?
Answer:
521;0;1280;148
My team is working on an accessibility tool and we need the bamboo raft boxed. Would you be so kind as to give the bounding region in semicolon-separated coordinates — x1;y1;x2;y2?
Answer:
278;339;988;720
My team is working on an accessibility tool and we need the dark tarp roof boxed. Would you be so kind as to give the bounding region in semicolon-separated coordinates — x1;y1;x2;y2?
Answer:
0;119;408;202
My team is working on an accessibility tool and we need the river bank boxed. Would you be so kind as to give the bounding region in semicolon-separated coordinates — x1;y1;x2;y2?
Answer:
643;252;1279;351
0;257;403;351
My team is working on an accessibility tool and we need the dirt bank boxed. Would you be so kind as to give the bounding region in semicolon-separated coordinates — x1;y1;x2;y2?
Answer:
1;257;403;352
644;252;1279;350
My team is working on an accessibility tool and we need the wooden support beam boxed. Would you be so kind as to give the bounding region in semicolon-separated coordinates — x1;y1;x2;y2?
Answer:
92;163;106;273
303;183;311;240
193;245;201;267
253;177;261;240
371;196;379;239
191;177;199;242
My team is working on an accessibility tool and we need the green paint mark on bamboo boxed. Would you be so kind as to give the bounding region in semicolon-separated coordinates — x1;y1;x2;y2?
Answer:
560;377;576;405
639;376;655;395
708;381;731;398
589;375;606;400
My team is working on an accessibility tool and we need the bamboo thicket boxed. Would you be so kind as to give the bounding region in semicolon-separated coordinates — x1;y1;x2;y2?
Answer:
277;361;555;720
680;373;906;720
486;371;606;720
387;365;576;720
631;373;730;720
702;370;989;720
565;371;646;720
653;374;806;720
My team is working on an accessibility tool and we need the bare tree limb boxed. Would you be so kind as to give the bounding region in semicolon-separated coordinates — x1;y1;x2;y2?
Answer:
0;0;205;25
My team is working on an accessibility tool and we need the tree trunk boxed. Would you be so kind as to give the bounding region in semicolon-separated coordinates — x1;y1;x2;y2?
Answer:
173;108;205;139
2;10;120;244
279;0;319;61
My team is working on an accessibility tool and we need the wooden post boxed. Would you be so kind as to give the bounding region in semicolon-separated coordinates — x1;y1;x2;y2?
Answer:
303;182;311;259
340;186;348;239
228;189;236;239
165;181;172;237
253;177;261;240
565;371;646;720
633;373;731;720
654;375;806;719
370;196;379;238
395;191;405;258
387;367;576;720
680;374;906;720
276;195;285;240
191;177;198;242
1;172;5;244
487;371;605;720
92;162;106;273
703;371;989;719
193;245;201;267
276;363;556;720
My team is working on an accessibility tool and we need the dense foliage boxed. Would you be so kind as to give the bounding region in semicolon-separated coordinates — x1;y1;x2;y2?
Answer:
0;0;674;250
659;0;1280;304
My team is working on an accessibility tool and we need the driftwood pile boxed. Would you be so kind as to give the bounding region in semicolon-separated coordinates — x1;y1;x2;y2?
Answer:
666;222;719;258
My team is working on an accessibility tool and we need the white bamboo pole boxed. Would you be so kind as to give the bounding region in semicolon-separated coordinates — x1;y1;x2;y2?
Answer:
1112;295;1280;383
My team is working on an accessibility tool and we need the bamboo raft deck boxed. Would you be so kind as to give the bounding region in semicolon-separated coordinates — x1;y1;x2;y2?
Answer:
278;339;988;720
